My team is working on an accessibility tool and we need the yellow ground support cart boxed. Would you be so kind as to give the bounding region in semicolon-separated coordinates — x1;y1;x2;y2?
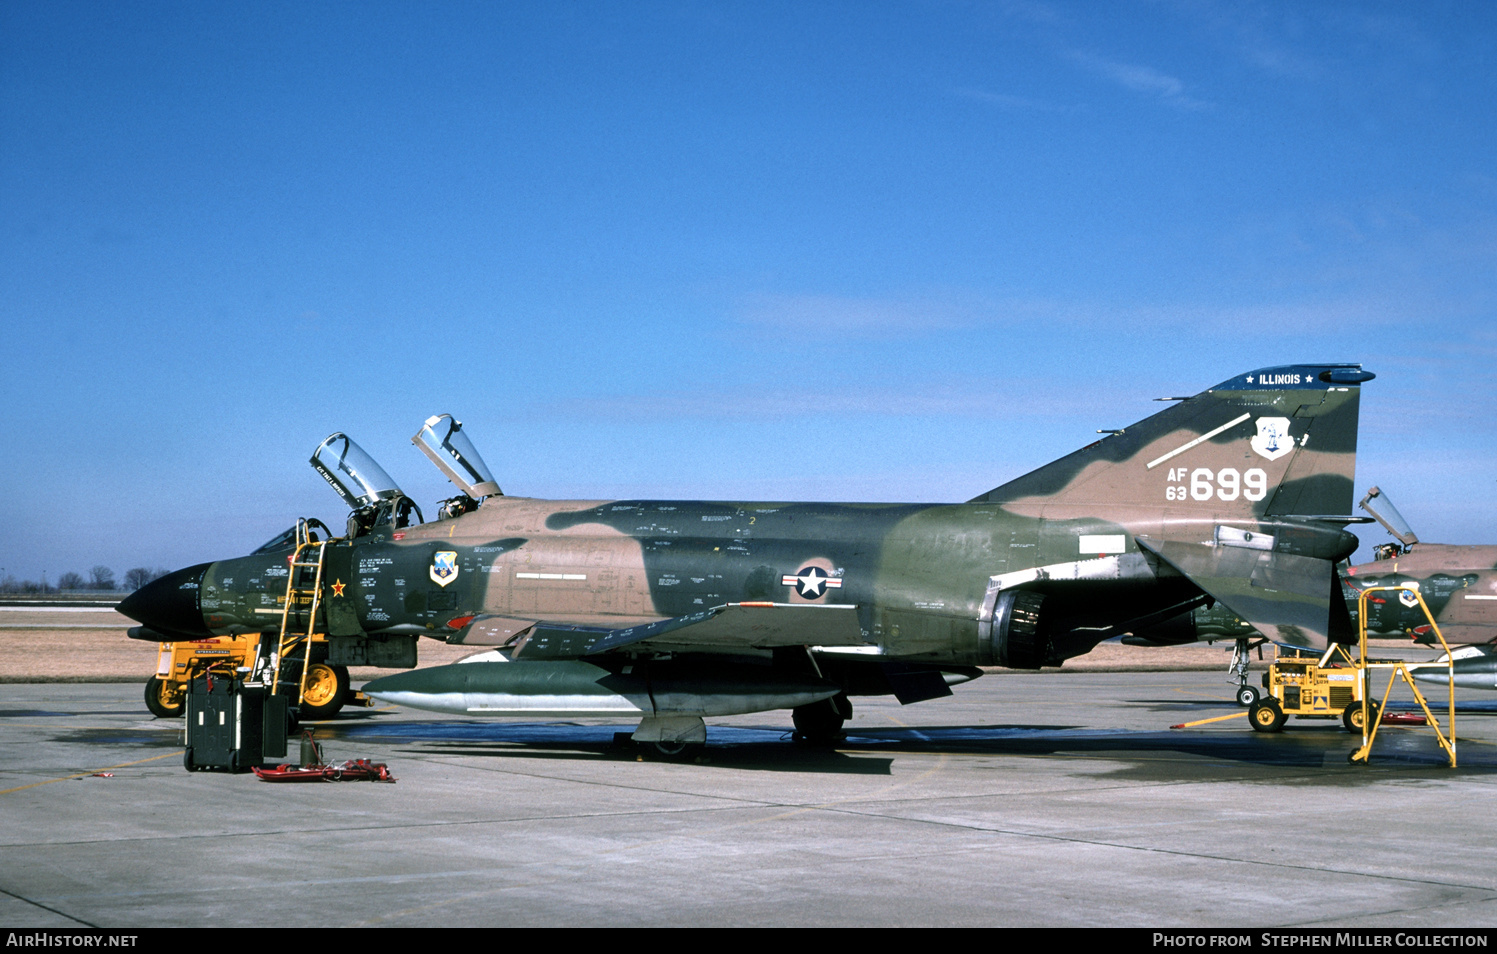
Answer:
146;635;258;719
145;631;360;721
1247;643;1374;734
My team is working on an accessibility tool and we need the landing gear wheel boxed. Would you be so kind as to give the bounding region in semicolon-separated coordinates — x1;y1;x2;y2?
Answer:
145;676;186;718
296;663;349;720
646;740;704;759
183;747;194;771
1342;702;1381;734
1236;685;1260;708
1249;698;1287;733
793;695;850;745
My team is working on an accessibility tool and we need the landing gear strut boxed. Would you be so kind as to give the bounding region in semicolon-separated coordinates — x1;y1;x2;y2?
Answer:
1230;638;1263;707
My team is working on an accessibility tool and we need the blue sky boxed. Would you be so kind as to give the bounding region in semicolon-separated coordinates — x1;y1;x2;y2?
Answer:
2;0;1495;583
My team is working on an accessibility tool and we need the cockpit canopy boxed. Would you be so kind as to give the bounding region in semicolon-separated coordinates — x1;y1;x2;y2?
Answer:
1359;485;1419;554
311;433;405;509
412;414;501;499
310;432;423;536
1359;488;1413;563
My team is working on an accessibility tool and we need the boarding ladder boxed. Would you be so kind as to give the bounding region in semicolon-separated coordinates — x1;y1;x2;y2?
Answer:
270;519;329;707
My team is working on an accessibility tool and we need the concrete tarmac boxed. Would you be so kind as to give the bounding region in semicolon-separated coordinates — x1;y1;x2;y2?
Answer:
3;671;1496;929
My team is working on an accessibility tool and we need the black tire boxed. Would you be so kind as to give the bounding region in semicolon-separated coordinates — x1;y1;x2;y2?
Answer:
1249;698;1287;733
1342;702;1381;734
792;697;847;744
183;747;194;772
645;740;704;760
294;663;349;720
1236;685;1260;707
145;676;186;719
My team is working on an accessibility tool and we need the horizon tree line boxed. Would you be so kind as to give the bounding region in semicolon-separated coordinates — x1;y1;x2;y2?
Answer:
0;566;170;594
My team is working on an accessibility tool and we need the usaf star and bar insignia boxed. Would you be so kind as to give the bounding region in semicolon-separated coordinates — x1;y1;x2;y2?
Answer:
782;565;843;600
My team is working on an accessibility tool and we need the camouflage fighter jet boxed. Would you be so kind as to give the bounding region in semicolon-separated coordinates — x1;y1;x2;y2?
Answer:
1338;486;1497;694
1343;486;1497;646
118;364;1372;752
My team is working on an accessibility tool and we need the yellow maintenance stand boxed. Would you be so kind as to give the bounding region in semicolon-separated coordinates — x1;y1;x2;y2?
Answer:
1346;584;1457;767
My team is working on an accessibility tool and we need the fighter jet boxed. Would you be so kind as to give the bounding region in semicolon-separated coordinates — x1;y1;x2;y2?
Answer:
1333;486;1497;694
118;364;1372;752
1343;487;1497;646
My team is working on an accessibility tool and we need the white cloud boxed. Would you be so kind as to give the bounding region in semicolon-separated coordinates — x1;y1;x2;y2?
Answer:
1065;49;1210;111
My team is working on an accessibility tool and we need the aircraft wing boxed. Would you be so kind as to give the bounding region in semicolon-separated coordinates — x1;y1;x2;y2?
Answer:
1135;536;1350;648
504;602;870;659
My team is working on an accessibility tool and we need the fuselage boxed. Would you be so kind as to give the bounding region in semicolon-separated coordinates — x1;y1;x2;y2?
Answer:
127;494;1358;668
1344;544;1497;645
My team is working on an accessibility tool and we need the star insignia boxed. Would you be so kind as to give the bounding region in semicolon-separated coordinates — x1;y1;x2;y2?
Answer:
781;565;844;600
330;579;346;597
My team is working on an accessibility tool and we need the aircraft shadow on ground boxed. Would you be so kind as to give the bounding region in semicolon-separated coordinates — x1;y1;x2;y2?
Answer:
399;741;896;774
1134;698;1497;715
0;708;83;719
320;719;1497;774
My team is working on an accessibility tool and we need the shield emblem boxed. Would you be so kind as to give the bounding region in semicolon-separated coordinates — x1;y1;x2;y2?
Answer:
1398;588;1420;609
430;551;460;588
1250;417;1294;461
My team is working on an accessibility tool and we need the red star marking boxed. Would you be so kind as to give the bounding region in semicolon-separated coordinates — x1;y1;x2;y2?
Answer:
331;580;346;597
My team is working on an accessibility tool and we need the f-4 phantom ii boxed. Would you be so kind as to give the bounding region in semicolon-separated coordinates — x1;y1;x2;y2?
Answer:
1345;486;1497;647
119;364;1373;752
1338;486;1497;694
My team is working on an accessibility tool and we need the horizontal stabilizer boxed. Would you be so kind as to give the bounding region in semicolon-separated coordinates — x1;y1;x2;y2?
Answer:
510;602;871;659
1136;536;1341;648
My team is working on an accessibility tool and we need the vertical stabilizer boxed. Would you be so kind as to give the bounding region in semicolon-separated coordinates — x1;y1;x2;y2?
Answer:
970;363;1369;520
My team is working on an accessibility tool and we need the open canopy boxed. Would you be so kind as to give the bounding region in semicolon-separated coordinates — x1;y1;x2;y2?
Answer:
310;432;405;509
412;413;501;499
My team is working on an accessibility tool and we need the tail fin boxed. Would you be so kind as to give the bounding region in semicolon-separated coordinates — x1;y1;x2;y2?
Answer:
972;364;1373;650
970;363;1369;520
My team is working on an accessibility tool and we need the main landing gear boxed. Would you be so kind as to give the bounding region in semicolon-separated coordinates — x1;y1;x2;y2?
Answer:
792;694;852;745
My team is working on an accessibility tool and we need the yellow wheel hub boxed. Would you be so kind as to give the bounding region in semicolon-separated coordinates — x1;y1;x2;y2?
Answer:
303;664;339;706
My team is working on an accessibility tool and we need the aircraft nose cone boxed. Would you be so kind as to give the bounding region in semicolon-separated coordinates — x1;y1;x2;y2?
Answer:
116;563;212;639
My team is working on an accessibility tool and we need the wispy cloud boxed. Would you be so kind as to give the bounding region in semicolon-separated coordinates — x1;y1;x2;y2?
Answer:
1065;50;1210;111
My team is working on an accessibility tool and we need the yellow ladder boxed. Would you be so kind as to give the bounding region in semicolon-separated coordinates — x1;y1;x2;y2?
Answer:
271;519;328;706
1348;584;1457;768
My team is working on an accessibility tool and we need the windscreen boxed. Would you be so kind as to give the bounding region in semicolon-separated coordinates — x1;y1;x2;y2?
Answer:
412;414;501;498
310;433;405;508
1358;486;1419;547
